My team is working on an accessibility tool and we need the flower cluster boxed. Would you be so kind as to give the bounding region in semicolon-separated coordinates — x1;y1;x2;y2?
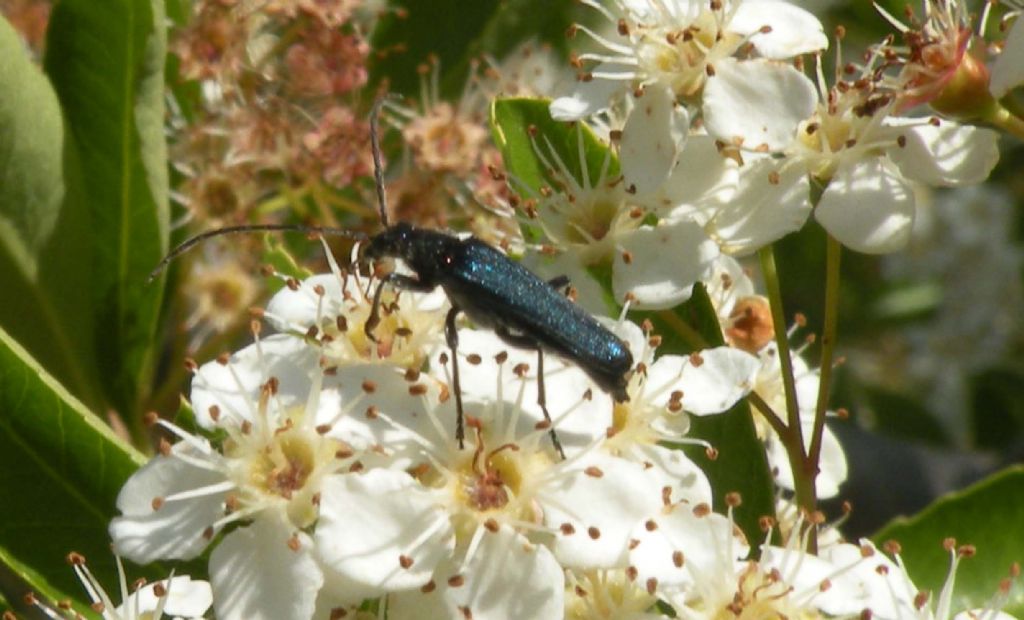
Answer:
108;252;772;619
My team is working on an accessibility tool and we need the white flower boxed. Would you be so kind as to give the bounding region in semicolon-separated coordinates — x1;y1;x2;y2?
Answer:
753;343;848;498
519;127;720;312
821;539;1021;620
631;503;881;618
40;553;211;620
109;336;354;620
784;52;999;253
551;0;827;190
313;369;672;619
263;249;449;370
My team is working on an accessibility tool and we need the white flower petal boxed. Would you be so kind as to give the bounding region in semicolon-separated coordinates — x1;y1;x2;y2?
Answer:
767;421;847;498
315;470;454;593
265;273;341;331
389;529;564;620
990;17;1024;98
626;443;713;506
621;85;689;195
543;453;665;568
613;222;720;309
550;63;632;120
886;120;999;187
190;334;320;428
759;545;867;616
814;158;915;254
731;0;828;58
703;58;816;152
209;514;323;620
121;576;212;618
660;135;739;223
706;156;812;255
677;347;759;415
630;506;747;589
109;445;226;564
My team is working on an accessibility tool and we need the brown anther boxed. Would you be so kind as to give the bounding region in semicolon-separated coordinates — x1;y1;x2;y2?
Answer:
216;352;231;365
688;352;704;367
883;539;902;555
466;353;482;365
66;551;86;565
143;411;159;426
706;63;716;77
560;523;576;535
513;363;530;377
305;325;319;340
759;515;776;532
316;424;332;435
819;578;832;592
692;503;711;517
648;335;662;347
448;574;465;588
439;352;449;365
914;591;930;609
287;534;301;551
286;278;300;291
348;461;365;473
240;420;252;434
399;555;414;569
158;438;171;456
621;250;634;264
705;446;719;460
183;357;198;372
404;368;421;382
203;526;215;540
672;550;685;568
409;383;428;396
662;486;672;506
646;578;658;594
583;388;593;400
336;315;348;332
483;518;500;533
335;447;354;459
625;566;638;581
151;496;165;511
958;544;976;558
362;379;377;393
768;171;780;185
365;405;379;419
943;537;957;551
617;18;629;35
587;526;601;539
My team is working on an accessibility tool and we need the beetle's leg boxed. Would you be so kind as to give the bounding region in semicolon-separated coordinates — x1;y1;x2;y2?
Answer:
365;272;435;342
444;306;466;449
494;326;566;459
547;275;570;291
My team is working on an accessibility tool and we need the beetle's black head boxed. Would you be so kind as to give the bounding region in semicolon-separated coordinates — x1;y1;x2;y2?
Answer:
362;222;416;262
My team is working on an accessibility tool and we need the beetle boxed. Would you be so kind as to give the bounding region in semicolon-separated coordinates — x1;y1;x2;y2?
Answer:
151;98;634;456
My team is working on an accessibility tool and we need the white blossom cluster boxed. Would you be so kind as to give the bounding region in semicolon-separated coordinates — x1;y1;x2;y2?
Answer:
515;0;1010;316
90;0;1024;617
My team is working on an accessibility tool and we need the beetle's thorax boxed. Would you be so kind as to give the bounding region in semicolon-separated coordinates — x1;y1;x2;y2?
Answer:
364;223;463;281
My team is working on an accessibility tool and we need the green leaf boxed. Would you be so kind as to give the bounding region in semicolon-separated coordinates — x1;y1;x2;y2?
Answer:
44;0;170;420
0;325;146;608
0;16;103;412
490;97;620;198
651;285;776;549
873;466;1024;616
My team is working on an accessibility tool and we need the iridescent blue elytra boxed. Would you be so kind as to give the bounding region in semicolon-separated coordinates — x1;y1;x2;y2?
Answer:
363;222;633;401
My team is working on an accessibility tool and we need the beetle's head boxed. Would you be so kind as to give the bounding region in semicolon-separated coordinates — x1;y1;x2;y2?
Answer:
362;222;415;262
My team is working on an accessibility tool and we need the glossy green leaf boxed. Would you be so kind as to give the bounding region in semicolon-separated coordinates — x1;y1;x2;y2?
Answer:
490;97;620;199
0;326;145;608
0;16;102;411
873;466;1024;616
44;0;169;421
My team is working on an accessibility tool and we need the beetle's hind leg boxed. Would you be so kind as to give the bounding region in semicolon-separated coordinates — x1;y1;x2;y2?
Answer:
494;327;566;459
444;306;466;449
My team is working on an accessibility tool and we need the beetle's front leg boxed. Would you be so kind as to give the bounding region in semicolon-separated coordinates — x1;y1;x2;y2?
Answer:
365;272;436;342
444;306;466;450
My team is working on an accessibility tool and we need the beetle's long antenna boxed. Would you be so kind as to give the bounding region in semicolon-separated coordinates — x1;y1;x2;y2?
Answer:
370;95;390;228
147;224;368;283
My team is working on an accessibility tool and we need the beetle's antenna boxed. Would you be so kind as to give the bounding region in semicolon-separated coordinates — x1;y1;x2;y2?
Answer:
147;224;368;283
370;94;390;228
